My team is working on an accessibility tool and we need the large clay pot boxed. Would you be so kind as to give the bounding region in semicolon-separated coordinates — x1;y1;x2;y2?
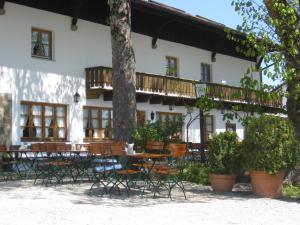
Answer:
146;141;164;151
250;170;285;198
209;174;237;192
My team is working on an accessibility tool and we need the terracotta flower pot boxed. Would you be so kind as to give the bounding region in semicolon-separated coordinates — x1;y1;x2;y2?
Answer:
146;141;164;151
250;170;285;199
209;174;237;192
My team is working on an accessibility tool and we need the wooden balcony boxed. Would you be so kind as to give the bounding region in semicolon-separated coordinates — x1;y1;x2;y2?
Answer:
197;82;282;108
86;66;196;100
85;66;282;108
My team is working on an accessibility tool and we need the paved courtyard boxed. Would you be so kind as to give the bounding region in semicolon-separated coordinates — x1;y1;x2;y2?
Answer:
0;180;299;225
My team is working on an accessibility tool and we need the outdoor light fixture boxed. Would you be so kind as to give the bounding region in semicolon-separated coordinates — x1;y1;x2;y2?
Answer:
194;82;207;99
169;105;174;111
73;91;80;103
150;111;155;121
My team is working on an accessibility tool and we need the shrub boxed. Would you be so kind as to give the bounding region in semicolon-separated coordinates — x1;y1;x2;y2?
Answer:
133;116;185;149
182;163;210;185
242;115;300;174
207;131;240;174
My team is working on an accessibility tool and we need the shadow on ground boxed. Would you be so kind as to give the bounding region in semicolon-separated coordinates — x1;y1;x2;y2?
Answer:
0;180;298;208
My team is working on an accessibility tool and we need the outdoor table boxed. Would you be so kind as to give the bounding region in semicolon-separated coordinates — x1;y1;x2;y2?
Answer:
42;150;90;184
0;149;33;179
0;148;92;184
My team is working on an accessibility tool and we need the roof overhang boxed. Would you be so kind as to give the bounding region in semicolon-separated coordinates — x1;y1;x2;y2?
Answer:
6;0;257;62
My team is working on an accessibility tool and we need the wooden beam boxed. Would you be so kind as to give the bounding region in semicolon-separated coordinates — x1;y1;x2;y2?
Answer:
103;92;113;101
136;94;149;103
149;96;163;104
211;52;217;62
0;0;5;15
162;98;176;105
152;20;173;49
71;0;87;31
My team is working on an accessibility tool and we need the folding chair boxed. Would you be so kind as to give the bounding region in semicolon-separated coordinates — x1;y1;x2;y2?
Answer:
153;143;188;200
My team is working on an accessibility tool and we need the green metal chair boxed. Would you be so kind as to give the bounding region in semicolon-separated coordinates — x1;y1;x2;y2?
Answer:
153;143;188;200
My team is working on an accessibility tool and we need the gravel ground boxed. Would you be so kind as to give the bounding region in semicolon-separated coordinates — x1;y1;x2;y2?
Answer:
0;180;299;225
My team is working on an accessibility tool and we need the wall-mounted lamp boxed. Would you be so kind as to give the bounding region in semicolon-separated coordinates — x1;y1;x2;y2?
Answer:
150;111;155;121
211;52;217;62
73;91;80;104
169;105;174;111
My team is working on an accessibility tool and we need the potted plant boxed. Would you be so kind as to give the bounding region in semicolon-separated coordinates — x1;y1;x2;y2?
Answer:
133;116;185;153
166;115;186;153
208;131;240;192
242;115;300;198
133;122;164;152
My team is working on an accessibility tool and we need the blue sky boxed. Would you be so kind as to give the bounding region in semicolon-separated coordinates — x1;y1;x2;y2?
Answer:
156;0;242;29
156;0;279;86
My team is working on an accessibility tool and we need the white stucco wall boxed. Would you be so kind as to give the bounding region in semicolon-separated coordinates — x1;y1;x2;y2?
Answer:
0;3;248;144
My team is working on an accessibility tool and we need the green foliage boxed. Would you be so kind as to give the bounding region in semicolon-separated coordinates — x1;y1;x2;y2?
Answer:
208;131;240;174
242;115;300;174
182;163;210;185
230;0;300;91
196;76;279;127
283;184;300;198
196;96;222;113
133;116;185;149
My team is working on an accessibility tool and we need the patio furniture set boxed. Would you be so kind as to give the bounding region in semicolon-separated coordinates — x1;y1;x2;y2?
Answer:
0;142;188;199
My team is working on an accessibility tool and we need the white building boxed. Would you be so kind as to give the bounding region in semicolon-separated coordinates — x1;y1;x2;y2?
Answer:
0;0;281;145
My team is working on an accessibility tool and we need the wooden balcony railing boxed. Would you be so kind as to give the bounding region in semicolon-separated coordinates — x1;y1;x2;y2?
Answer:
86;66;196;98
86;66;282;108
200;82;282;108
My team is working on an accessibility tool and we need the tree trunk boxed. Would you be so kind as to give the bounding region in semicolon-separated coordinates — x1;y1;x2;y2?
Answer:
264;0;300;140
109;0;136;142
286;72;300;141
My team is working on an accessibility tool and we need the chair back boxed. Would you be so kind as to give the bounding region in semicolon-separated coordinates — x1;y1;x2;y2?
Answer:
9;145;21;150
0;144;7;151
111;141;126;156
99;142;112;155
168;143;187;158
65;144;72;151
89;143;101;155
45;143;56;152
56;143;66;151
31;143;41;152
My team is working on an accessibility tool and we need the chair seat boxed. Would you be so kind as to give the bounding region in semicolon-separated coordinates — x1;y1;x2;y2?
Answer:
49;161;72;167
92;158;117;164
2;160;18;165
93;164;123;173
116;169;141;175
155;168;179;175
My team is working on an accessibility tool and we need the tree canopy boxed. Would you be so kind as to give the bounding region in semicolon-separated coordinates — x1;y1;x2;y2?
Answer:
230;0;300;125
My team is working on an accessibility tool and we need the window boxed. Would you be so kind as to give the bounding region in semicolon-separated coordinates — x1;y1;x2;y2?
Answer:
166;56;178;77
137;110;146;127
156;112;183;141
20;102;67;141
204;115;214;141
83;107;113;141
226;123;236;132
201;63;211;82
31;28;52;60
